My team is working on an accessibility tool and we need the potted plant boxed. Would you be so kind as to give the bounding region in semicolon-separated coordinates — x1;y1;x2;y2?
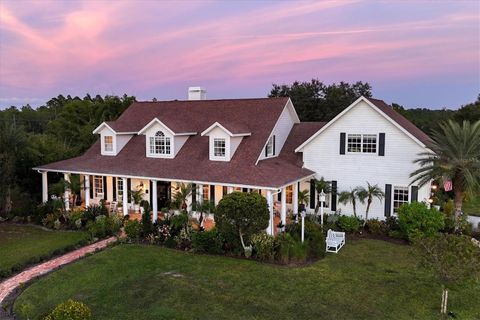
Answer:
297;189;310;213
129;188;144;213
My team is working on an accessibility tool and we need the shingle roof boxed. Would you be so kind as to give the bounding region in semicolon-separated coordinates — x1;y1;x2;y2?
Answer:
36;97;317;188
366;97;431;146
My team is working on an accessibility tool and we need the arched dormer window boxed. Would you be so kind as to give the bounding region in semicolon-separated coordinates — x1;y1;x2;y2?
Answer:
149;131;171;155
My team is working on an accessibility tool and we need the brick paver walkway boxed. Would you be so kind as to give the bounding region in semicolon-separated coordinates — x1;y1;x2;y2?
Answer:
0;236;117;304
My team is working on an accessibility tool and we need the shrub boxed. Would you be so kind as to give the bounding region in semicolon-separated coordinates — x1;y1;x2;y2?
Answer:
67;209;84;230
366;219;388;236
285;220;325;260
337;215;361;233
82;205;103;224
215;192;269;253
86;215;122;239
398;202;445;241
385;216;400;232
251;233;276;261
170;212;189;237
140;201;153;237
43;299;91;320
191;228;224;254
124;220;142;241
275;233;296;264
289;240;308;264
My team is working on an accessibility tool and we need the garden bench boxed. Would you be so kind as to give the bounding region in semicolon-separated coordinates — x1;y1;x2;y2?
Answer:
326;229;345;253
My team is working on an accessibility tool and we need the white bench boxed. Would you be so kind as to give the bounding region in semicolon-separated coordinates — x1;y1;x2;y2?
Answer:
326;229;345;253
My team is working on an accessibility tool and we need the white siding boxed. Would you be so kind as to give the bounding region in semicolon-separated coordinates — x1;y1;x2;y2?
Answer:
258;101;298;162
301;100;431;219
144;122;188;158
116;134;133;155
208;127;231;161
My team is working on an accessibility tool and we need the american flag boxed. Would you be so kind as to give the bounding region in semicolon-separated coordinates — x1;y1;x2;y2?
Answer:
443;180;452;192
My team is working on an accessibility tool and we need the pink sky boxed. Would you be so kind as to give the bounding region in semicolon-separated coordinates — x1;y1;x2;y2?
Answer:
0;0;479;109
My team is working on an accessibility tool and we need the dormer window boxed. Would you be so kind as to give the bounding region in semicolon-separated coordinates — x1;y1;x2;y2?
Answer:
265;135;275;157
150;131;171;155
214;138;226;157
104;136;113;152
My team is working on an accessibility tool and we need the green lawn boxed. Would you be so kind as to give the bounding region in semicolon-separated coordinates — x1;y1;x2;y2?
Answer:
0;224;89;277
14;240;479;320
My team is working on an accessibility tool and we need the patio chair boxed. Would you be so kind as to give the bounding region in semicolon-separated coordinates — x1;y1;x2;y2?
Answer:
326;229;345;253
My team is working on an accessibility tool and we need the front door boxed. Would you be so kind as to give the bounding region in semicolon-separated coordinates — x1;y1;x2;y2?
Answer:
157;182;171;209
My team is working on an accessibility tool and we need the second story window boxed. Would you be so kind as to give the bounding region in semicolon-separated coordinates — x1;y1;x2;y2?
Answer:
214;138;226;157
150;131;171;155
347;134;377;154
104;136;113;152
265;135;275;157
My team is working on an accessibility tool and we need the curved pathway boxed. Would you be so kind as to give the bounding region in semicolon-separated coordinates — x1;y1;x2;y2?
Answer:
0;236;117;304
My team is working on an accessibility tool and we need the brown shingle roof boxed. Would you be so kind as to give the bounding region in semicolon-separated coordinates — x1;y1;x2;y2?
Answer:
36;97;316;188
366;97;431;145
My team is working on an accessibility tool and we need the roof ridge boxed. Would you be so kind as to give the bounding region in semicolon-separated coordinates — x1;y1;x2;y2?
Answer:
134;97;288;103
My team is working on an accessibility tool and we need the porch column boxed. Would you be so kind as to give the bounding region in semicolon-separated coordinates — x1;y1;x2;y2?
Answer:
281;187;287;230
293;182;298;215
266;190;274;235
85;175;90;207
227;186;234;194
64;173;71;211
151;180;158;222
41;171;48;203
198;184;203;203
122;177;128;216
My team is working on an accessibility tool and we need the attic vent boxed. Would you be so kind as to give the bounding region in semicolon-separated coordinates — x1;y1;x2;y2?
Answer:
188;87;206;100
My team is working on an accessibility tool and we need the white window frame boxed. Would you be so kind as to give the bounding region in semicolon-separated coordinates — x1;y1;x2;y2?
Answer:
104;136;113;152
117;178;123;202
266;135;275;157
393;186;409;214
347;133;377;154
213;138;226;157
94;176;104;199
149;131;171;156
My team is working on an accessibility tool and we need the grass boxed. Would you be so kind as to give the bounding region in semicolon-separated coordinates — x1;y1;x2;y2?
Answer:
0;224;89;277
464;194;480;217
14;239;479;320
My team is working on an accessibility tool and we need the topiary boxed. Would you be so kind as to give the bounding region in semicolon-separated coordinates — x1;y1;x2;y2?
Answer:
43;299;91;320
398;202;445;241
124;220;141;242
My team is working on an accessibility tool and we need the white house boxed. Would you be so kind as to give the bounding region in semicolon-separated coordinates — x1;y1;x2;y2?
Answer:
34;87;432;234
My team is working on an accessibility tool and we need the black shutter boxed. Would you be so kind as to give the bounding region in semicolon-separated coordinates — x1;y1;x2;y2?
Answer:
210;185;215;204
411;186;418;202
331;181;337;212
242;188;248;193
309;179;316;209
89;175;94;199
273;135;276;155
379;133;385;156
112;177;117;201
384;184;392;217
278;190;281;201
191;183;196;208
265;145;268;157
149;180;153;205
103;176;107;200
222;186;227;196
340;132;346;155
127;178;131;203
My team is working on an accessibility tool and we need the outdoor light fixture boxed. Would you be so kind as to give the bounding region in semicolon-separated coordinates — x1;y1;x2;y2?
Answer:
427;198;433;203
320;189;326;226
431;184;437;190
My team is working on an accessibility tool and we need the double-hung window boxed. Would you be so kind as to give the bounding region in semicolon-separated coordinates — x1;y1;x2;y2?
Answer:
104;136;113;152
213;138;226;157
347;134;377;154
94;176;103;198
286;185;293;204
265;135;275;157
117;179;123;201
393;186;409;214
150;131;171;155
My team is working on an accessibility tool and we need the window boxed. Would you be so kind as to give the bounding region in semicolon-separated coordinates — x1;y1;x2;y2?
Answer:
347;134;377;154
265;135;275;156
393;186;409;214
104;136;113;152
94;176;103;198
362;134;377;153
117;179;123;201
203;184;209;201
214;138;226;157
149;131;171;155
286;185;293;204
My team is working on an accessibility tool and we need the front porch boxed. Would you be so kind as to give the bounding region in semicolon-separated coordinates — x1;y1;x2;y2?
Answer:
39;171;316;235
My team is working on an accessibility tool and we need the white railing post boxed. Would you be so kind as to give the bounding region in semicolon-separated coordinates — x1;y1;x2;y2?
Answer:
293;182;298;215
266;190;273;235
281;187;287;230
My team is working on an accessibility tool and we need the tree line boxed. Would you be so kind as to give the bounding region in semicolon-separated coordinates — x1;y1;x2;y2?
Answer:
0;81;478;216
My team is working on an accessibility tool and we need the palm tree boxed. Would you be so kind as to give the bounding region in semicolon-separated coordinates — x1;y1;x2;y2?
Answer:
410;120;480;227
314;177;331;214
338;187;363;217
173;183;192;210
297;189;310;212
357;182;384;224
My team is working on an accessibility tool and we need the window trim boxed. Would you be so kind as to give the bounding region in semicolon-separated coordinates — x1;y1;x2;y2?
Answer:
392;186;409;215
147;130;173;158
346;133;378;155
104;136;113;152
213;138;226;157
93;176;104;198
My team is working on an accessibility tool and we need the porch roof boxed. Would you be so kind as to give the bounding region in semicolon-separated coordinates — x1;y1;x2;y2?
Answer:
35;122;325;189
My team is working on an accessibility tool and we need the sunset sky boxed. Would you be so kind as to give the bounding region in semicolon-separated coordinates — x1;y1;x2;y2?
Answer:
0;0;479;109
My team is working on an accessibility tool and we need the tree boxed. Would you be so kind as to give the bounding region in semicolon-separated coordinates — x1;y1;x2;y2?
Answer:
454;94;480;124
357;182;384;224
410;120;480;229
338;187;363;217
413;233;480;316
215;192;269;253
313;177;331;215
173;183;192;210
297;189;310;212
269;80;371;121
